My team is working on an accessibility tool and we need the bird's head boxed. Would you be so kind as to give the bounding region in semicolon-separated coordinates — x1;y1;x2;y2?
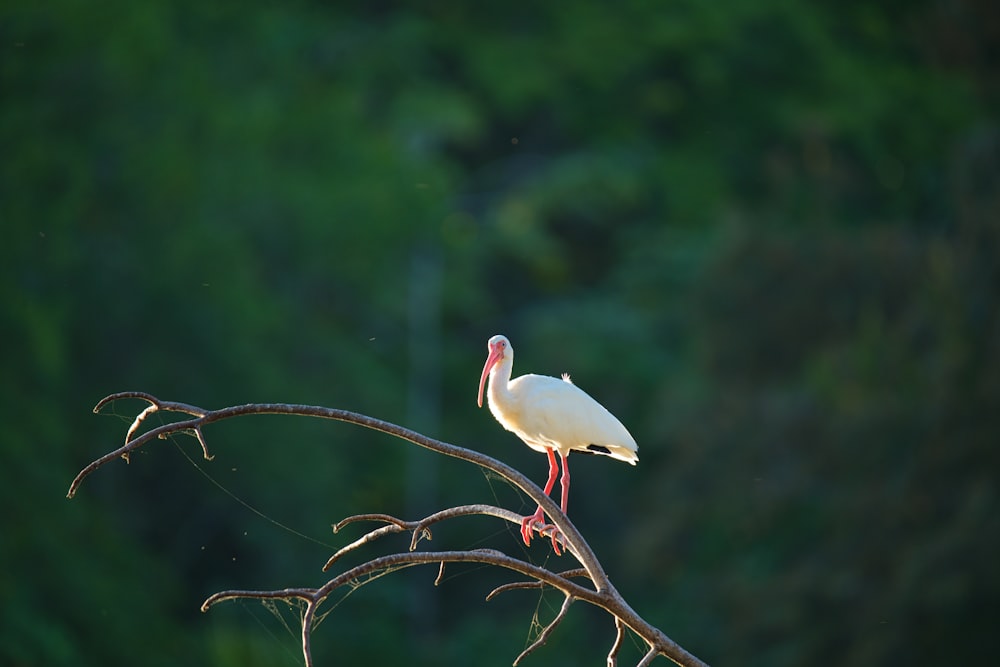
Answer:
477;334;510;408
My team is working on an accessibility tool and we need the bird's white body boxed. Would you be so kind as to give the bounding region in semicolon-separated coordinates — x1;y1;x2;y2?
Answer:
479;335;638;464
486;370;639;464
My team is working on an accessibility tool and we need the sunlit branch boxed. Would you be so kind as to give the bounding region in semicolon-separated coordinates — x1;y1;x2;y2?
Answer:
609;617;627;667
72;392;710;667
513;594;574;666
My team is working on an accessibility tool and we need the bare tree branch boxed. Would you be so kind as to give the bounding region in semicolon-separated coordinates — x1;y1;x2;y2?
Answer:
609;617;627;667
487;580;545;601
513;593;574;666
71;393;710;667
325;515;422;569
434;560;447;586
638;646;661;667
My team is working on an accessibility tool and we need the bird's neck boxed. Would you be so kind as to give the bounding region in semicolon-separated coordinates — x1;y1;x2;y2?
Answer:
488;358;514;408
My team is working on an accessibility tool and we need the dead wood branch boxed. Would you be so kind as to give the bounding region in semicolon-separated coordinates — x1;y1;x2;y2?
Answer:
70;392;709;667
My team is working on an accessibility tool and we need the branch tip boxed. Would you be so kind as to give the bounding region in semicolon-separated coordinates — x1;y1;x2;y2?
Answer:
408;527;433;551
333;513;409;533
486;580;543;602
193;427;213;460
513;594;575;666
434;561;446;586
607;617;626;667
93;391;157;415
637;646;659;667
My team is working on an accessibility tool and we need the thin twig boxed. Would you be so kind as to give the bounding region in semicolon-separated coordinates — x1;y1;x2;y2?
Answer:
332;513;413;533
608;617;626;667
513;594;574;666
200;587;316;610
487;567;593;601
557;567;590;579
300;599;318;667
325;505;574;571
638;646;660;667
486;580;544;601
123;403;158;462
324;523;410;569
434;560;446;586
192;426;213;460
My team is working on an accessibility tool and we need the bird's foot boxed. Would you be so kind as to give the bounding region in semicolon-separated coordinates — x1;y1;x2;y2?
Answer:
539;523;564;556
520;508;546;546
520;509;564;556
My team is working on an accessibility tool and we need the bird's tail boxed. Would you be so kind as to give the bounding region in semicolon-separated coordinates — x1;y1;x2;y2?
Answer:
584;443;638;465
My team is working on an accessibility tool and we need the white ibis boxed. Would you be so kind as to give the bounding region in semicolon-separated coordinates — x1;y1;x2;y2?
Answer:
477;334;638;553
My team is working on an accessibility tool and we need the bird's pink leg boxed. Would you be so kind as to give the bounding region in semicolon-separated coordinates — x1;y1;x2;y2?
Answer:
543;451;571;554
521;448;559;547
559;451;570;513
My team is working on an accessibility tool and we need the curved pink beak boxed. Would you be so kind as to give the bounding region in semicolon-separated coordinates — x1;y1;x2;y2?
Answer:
477;342;504;408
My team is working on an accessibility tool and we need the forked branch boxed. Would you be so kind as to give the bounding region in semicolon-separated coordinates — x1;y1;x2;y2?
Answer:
70;392;709;667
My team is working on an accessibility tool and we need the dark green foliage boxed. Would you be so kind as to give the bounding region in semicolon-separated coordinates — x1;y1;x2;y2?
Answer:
2;0;996;664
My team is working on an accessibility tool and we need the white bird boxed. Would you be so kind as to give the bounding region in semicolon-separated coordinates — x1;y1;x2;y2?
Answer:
477;334;638;553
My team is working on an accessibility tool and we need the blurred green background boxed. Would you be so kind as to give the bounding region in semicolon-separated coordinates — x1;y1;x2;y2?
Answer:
3;0;997;665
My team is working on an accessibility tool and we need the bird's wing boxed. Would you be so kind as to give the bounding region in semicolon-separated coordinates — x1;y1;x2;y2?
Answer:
510;374;638;462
